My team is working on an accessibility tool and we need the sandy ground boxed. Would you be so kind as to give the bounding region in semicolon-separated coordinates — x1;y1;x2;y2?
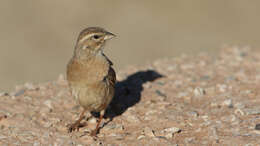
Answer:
0;47;260;145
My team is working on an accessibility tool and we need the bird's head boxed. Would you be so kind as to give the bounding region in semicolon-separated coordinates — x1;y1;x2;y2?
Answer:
74;27;116;58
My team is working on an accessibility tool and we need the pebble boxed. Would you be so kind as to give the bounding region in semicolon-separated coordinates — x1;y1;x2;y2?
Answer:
255;124;260;130
108;133;124;140
222;99;233;108
57;74;67;85
155;90;167;98
105;123;124;130
137;135;145;140
43;100;53;109
24;82;37;90
210;102;219;108
143;127;155;137
177;92;188;98
33;142;40;146
205;87;215;95
187;111;199;117
217;84;227;92
200;75;210;81
0;135;7;139
125;114;140;123
88;117;96;124
193;87;206;97
244;144;254;146
201;115;209;121
43;122;52;128
234;108;245;116
234;102;245;109
143;82;152;89
185;137;195;143
161;127;181;138
14;89;25;97
24;96;32;100
0;92;8;97
145;110;157;116
244;108;260;115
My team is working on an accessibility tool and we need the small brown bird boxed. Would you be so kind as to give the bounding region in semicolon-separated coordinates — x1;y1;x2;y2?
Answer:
66;27;116;136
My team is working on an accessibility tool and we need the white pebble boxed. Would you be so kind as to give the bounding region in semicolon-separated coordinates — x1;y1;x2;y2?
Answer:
222;99;233;107
44;100;53;109
163;127;181;133
193;87;206;96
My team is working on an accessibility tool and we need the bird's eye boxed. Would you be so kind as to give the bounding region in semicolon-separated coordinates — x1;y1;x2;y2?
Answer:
93;35;100;39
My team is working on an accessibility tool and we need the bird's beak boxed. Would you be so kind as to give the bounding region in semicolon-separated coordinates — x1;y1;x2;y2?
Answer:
104;32;116;40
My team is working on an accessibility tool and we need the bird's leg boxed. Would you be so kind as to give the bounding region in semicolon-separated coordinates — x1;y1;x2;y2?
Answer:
90;110;105;136
68;109;86;133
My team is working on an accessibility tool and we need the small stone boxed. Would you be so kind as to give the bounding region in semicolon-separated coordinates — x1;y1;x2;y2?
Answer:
234;108;245;116
14;89;25;96
125;114;140;123
244;144;254;146
155;90;167;98
0;135;7;139
24;82;37;90
221;115;237;122
205;87;215;95
210;102;219;108
43;122;52;128
193;87;206;97
165;133;173;139
167;65;176;71
255;124;260;130
143;83;152;89
105;123;124;130
108;133;124;140
185;137;195;143
0;92;8;97
24;96;32;100
143;127;155;137
242;90;252;95
187;111;199;117
137;135;145;140
217;84;227;92
156;81;165;86
201;115;209;121
200;75;210;80
44;100;53;109
244;108;260;115
222;99;233;108
0;115;7;121
57;74;67;85
234;103;245;109
145;110;157;116
177;92;188;98
162;127;181;138
58;74;65;82
88;117;96;124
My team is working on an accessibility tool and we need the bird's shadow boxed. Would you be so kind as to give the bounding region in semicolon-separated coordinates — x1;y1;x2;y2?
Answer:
103;70;163;119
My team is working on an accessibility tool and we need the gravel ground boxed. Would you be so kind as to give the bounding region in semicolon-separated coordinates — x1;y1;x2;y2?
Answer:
0;47;260;145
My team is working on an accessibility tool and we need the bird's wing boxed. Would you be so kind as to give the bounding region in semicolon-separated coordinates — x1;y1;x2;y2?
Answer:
106;67;116;86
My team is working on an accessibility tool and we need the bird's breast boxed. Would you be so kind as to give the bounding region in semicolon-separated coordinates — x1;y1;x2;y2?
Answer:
67;55;110;85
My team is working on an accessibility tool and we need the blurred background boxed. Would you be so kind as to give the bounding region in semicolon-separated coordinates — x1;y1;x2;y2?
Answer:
0;0;259;91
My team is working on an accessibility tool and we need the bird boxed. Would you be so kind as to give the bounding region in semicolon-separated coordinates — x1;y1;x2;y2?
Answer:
66;27;116;136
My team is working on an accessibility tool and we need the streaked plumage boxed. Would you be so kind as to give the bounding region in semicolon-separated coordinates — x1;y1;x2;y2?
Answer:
66;27;116;136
